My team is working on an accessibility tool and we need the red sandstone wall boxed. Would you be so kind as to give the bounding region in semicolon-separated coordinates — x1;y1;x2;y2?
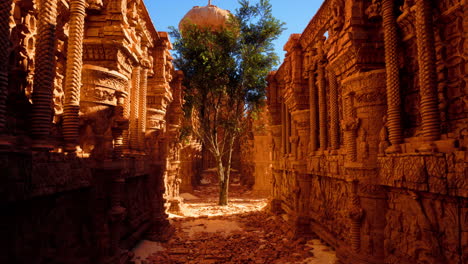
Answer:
267;0;468;263
1;0;179;262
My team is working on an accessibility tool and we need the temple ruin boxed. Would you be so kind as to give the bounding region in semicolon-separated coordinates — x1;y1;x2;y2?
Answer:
1;0;193;262
0;0;467;263
267;0;467;263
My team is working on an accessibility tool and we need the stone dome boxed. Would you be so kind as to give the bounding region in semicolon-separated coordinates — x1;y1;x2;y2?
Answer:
179;4;231;32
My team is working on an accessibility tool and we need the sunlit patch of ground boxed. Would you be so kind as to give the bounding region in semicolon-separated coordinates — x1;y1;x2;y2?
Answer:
132;183;337;264
175;184;268;218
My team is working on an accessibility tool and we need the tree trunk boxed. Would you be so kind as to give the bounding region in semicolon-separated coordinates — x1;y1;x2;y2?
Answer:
217;157;229;205
218;136;235;205
219;176;229;205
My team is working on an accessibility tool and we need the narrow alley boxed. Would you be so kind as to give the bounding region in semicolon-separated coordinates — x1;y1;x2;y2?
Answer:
2;1;467;264
132;183;337;264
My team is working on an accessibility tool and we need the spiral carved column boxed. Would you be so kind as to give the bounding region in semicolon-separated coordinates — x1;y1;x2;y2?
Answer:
0;0;13;135
349;192;363;252
138;68;148;151
122;81;132;153
281;100;286;154
317;56;328;150
329;71;339;150
63;0;87;152
112;92;127;157
286;107;291;154
308;68;318;152
129;66;140;151
31;0;58;148
343;92;359;162
382;0;403;151
414;0;440;142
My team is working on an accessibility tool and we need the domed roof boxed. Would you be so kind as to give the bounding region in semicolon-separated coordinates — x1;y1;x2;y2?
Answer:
179;4;231;32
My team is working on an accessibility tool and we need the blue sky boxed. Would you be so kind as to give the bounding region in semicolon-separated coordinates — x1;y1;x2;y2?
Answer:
144;0;324;59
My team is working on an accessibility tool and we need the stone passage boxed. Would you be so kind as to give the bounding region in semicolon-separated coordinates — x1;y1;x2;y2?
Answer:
133;184;337;264
1;1;467;264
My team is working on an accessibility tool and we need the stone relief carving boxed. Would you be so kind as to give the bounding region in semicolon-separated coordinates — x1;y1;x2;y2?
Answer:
266;0;467;263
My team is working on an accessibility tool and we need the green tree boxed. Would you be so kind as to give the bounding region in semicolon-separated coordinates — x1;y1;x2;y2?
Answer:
170;0;284;205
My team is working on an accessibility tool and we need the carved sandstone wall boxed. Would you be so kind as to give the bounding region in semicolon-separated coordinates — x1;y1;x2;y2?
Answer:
267;0;467;263
0;0;197;263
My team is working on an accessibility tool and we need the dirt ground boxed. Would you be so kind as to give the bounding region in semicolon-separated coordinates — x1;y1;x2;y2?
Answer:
132;184;337;264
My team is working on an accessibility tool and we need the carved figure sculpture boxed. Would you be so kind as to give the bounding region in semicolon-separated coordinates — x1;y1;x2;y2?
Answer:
366;0;382;20
379;115;390;155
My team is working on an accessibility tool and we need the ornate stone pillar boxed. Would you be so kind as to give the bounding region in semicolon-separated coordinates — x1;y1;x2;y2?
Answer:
129;66;140;151
317;43;328;150
293;110;310;161
109;174;126;256
414;0;441;142
112;91;129;157
349;193;363;252
0;1;12;137
343;92;359;162
286;108;291;154
63;0;87;152
291;120;298;158
122;81;132;153
308;63;318;152
281;100;286;154
138;67;148;151
382;0;403;152
31;0;58;149
328;71;339;150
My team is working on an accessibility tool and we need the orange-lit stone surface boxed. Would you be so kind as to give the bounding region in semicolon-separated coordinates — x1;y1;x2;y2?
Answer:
0;0;200;263
1;0;467;264
266;0;468;263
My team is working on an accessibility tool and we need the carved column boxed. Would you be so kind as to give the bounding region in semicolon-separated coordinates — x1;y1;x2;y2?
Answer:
112;91;128;157
286;108;291;154
328;71;339;150
122;81;131;153
31;0;58;148
343;92;359;162
414;0;440;142
0;0;13;135
382;0;403;151
308;64;318;152
281;100;286;154
63;0;87;152
129;66;140;151
109;175;126;256
291;120;297;158
138;67;148;151
349;191;363;252
317;45;328;150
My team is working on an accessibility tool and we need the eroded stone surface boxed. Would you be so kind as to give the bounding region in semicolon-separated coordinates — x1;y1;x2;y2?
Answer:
266;0;468;263
1;1;199;263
